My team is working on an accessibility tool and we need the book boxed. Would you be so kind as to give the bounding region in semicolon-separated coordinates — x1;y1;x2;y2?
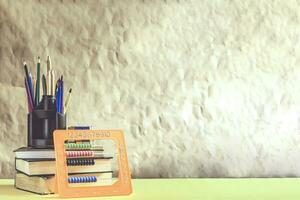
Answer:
15;172;113;195
14;146;106;159
15;173;55;195
14;147;55;159
16;158;112;176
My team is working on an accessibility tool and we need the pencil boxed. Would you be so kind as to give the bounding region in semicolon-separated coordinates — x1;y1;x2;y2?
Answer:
35;57;40;106
47;56;51;95
55;80;58;94
47;71;51;95
32;76;36;105
42;74;47;95
64;88;72;114
51;70;55;96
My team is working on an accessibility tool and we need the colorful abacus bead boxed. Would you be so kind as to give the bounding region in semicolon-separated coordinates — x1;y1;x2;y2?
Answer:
65;142;92;150
68;176;97;183
66;151;93;157
67;158;95;166
68;177;72;183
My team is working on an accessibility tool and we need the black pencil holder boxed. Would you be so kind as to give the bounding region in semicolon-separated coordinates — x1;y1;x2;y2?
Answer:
27;95;66;148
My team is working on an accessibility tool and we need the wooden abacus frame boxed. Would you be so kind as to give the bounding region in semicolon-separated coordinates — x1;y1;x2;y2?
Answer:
53;129;132;198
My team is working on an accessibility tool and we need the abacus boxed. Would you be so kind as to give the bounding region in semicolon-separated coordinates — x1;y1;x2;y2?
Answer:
54;130;132;198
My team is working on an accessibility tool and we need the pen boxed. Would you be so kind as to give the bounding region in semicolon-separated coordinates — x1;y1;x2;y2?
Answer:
60;76;64;114
28;73;34;103
25;78;33;112
23;61;34;104
56;79;61;113
23;60;30;80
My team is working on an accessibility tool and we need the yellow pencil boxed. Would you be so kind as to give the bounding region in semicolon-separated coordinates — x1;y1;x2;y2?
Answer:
64;88;72;114
47;70;51;95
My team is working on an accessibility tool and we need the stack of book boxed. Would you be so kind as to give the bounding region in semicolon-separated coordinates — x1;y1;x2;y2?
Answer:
14;144;114;194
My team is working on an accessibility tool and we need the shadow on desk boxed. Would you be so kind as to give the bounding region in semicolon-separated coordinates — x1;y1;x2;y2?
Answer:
0;185;41;197
0;185;29;196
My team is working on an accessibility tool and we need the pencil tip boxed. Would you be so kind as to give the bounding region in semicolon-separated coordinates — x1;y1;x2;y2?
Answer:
69;88;72;93
38;56;40;63
23;60;26;66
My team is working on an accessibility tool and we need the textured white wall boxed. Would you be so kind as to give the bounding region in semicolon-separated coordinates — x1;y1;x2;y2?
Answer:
1;0;300;178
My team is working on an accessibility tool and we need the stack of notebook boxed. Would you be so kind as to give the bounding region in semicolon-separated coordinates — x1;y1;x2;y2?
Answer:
14;144;114;194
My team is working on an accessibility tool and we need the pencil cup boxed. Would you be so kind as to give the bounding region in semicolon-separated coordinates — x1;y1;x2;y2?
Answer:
27;95;66;148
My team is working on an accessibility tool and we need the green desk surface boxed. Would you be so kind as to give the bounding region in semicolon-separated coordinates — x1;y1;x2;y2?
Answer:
1;178;300;200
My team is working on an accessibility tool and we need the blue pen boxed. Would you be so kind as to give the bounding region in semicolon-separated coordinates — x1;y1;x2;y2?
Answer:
55;87;58;112
56;79;61;113
59;83;62;113
23;61;34;106
61;76;64;114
